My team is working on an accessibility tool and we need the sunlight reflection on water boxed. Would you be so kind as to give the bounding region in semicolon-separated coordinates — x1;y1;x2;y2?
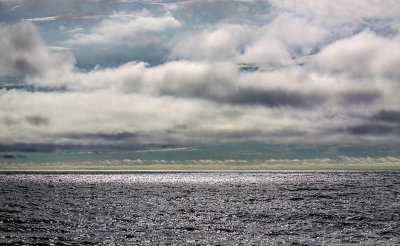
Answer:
1;171;399;245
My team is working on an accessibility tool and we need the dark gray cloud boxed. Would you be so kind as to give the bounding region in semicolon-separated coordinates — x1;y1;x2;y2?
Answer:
1;154;27;159
158;72;325;108
205;130;265;140
341;109;400;137
13;58;42;77
0;21;75;85
372;110;400;123
339;91;381;105
347;124;400;136
0;143;58;152
162;85;325;108
0;140;152;152
60;132;143;142
25;115;50;126
0;22;45;77
226;87;325;108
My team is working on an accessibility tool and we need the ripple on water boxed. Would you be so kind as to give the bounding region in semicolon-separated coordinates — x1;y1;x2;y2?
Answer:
0;171;399;245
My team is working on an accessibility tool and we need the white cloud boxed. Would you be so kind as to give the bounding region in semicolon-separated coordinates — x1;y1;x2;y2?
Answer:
64;60;239;99
65;11;181;45
314;30;400;78
171;13;328;63
266;14;328;54
171;24;253;61
238;13;328;65
64;27;84;34
141;61;238;98
24;16;60;22
269;0;400;25
238;37;291;65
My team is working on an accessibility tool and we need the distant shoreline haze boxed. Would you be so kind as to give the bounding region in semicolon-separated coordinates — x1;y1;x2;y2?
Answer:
1;143;399;170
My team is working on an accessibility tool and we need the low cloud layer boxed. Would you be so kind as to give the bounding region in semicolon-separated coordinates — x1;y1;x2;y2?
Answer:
1;1;400;150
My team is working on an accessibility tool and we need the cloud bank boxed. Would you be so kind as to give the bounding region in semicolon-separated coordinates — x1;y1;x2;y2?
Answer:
1;0;400;150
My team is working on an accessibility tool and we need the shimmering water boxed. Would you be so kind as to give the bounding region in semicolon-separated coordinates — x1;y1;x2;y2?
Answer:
0;171;399;245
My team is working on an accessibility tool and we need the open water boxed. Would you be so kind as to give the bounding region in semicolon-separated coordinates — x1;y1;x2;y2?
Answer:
0;171;399;245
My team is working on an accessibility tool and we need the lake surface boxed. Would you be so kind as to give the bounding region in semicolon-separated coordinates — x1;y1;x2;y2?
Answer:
0;171;399;245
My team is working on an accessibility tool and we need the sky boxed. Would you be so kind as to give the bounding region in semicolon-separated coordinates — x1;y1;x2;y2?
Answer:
1;0;400;154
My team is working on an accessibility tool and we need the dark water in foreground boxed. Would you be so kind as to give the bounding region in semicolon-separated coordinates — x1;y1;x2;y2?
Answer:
0;171;399;245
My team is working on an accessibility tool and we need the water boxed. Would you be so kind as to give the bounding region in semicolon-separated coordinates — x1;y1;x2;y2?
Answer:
0;171;399;245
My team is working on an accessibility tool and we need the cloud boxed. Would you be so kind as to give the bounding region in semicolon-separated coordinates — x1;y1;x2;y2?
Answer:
42;59;323;109
142;61;238;99
347;124;400;136
269;0;400;25
372;110;400;123
239;37;291;65
338;91;381;105
1;154;27;159
223;87;325;108
0;22;75;86
25;115;50;126
61;60;238;98
238;14;328;65
314;30;400;78
343;109;400;137
0;0;142;20
23;16;61;22
65;11;181;45
1;3;400;151
64;27;85;34
0;21;47;77
262;13;328;54
178;0;253;23
171;24;253;61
